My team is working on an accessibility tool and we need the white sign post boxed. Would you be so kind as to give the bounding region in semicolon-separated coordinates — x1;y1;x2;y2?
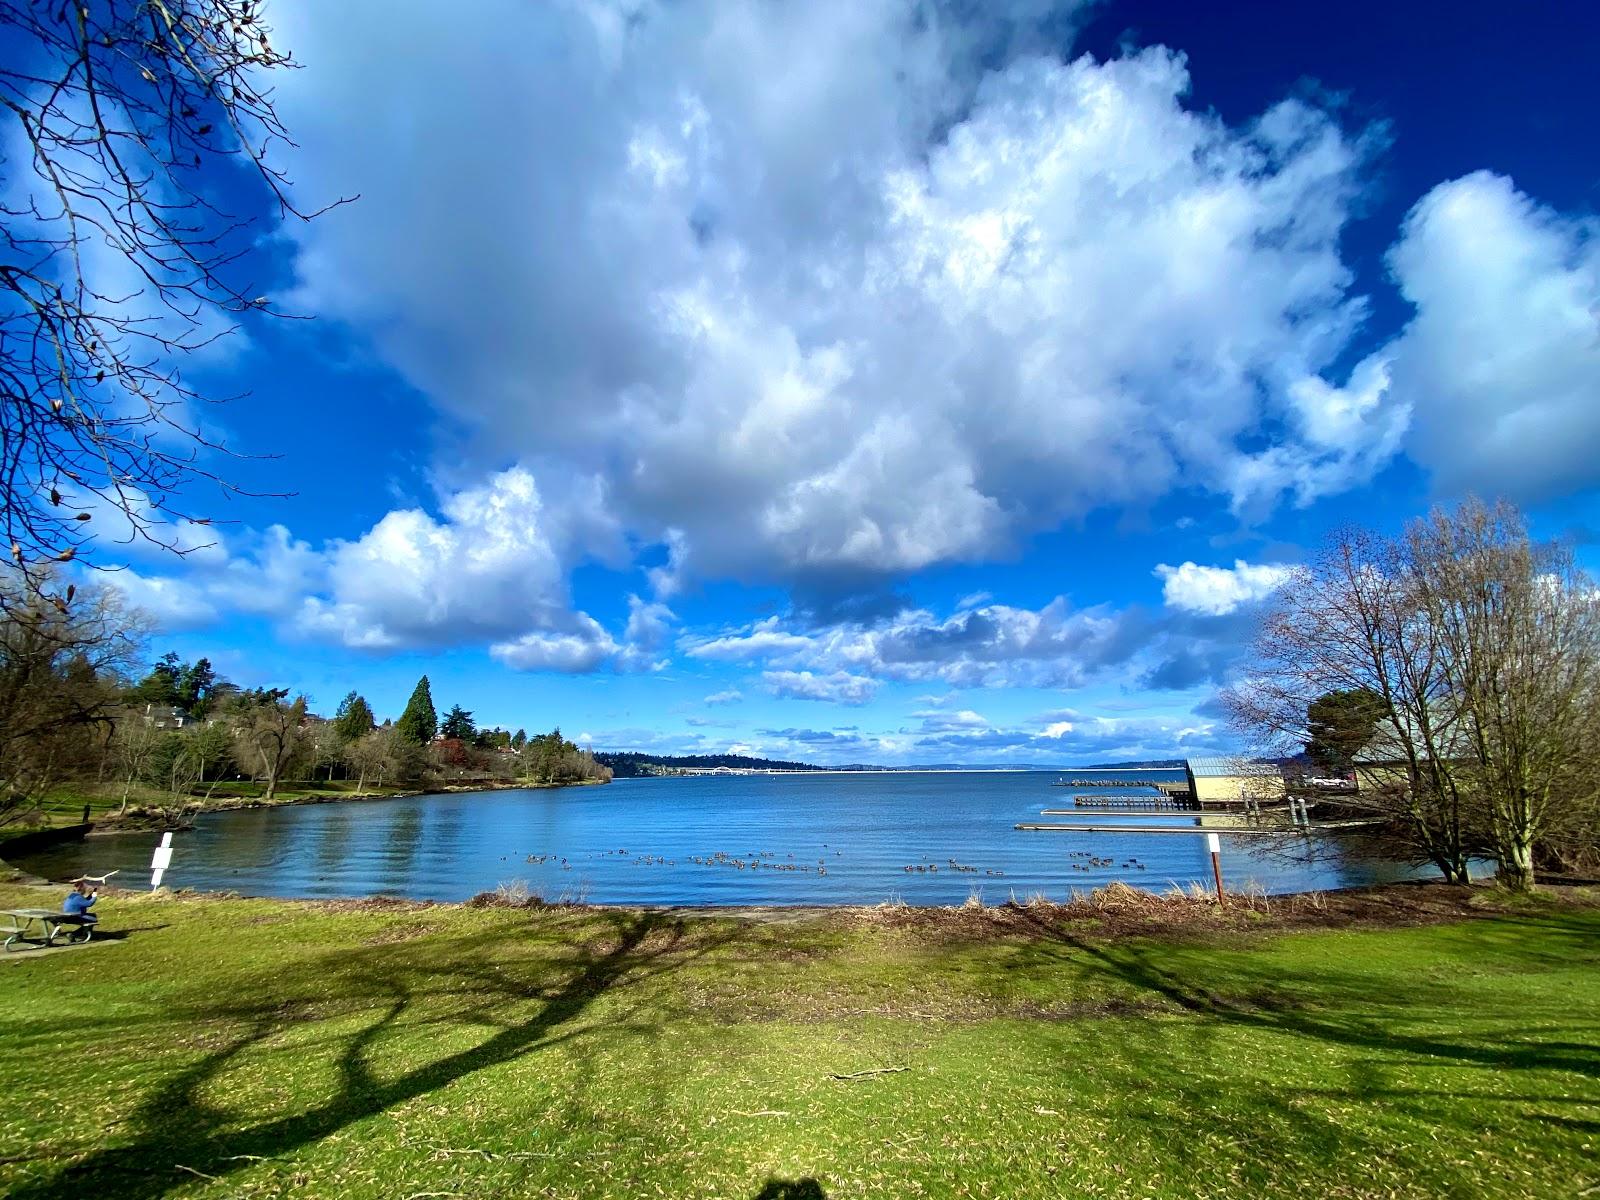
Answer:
150;831;174;890
1206;832;1225;904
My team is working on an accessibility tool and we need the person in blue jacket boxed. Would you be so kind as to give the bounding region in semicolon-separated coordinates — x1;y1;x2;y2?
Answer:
62;880;99;923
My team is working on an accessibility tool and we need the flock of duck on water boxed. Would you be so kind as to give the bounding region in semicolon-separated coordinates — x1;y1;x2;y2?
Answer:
488;785;1176;888
508;846;1017;880
1067;850;1146;871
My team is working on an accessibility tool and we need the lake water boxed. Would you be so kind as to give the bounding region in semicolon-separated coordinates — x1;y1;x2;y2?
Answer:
13;772;1428;905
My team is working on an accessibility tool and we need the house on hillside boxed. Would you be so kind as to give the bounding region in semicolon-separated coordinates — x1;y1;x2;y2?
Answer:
1184;756;1286;805
141;703;189;730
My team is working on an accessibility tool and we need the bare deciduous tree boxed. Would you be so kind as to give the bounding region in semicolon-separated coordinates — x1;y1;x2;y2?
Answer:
1;570;142;821
141;728;202;824
227;689;304;800
346;724;401;794
1225;527;1477;883
1228;498;1600;890
112;711;162;814
0;1;344;602
1406;499;1600;889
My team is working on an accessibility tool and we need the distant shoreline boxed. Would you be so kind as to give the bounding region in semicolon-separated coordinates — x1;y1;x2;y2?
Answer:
624;767;1185;777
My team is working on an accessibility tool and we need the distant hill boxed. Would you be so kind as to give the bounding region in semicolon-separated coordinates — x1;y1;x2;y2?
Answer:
1073;760;1186;770
594;752;821;777
594;754;1189;776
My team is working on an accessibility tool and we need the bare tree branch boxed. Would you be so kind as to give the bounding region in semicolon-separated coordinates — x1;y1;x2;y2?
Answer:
0;1;350;608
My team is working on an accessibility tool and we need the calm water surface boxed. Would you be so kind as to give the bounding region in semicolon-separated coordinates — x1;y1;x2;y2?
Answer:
16;772;1425;904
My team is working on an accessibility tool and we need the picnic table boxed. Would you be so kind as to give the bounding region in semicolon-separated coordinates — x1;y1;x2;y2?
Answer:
2;909;96;952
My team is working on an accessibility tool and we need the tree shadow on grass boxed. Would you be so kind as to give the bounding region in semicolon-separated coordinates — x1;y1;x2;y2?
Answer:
753;1178;827;1198
1014;907;1600;1079
1004;908;1600;1190
11;910;736;1200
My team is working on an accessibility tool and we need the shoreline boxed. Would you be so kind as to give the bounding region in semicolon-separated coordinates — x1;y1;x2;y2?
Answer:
7;856;1584;915
615;767;1186;777
187;773;608;817
2;876;1593;930
0;777;610;879
39;774;611;835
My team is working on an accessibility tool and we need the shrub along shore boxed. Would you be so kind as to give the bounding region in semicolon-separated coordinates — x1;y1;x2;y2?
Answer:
0;879;1595;1199
11;773;612;839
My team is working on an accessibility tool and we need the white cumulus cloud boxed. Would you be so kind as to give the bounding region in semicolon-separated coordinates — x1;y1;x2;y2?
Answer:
268;4;1389;589
1154;559;1292;616
490;617;620;673
1383;171;1600;500
763;670;881;705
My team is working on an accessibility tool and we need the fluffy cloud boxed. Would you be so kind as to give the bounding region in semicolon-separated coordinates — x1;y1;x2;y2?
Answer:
751;707;1228;765
686;592;1254;693
490;617;619;673
1224;355;1411;515
1027;708;1228;758
579;701;1232;765
1381;172;1600;500
106;570;220;630
296;467;609;649
1225;171;1600;508
686;599;1144;690
913;708;991;733
1154;559;1292;616
107;467;669;672
106;524;321;630
762;670;881;705
270;3;1393;588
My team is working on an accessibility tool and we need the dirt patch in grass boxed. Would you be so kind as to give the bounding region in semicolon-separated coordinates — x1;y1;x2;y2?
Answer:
362;922;445;946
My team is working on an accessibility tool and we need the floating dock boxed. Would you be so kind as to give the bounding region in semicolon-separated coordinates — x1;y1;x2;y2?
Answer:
1066;795;1196;810
1015;818;1386;835
1042;807;1190;817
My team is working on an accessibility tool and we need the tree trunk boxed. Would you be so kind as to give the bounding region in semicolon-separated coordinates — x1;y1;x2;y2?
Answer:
1498;835;1535;891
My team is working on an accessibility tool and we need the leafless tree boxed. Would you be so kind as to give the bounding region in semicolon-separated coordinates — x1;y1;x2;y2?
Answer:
141;727;202;824
1225;527;1477;883
1405;499;1600;889
0;1;344;605
111;710;161;812
0;569;142;821
1228;499;1600;890
226;689;303;799
307;718;344;782
346;724;401;793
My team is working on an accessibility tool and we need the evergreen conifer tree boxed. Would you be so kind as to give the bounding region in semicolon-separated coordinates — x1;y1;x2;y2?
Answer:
395;676;438;744
440;704;476;741
333;691;377;743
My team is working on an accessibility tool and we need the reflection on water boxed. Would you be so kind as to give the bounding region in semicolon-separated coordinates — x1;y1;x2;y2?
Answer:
13;773;1432;905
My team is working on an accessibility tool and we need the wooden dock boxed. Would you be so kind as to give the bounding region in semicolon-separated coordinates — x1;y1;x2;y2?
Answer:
1047;792;1196;810
1042;808;1191;817
1015;819;1385;835
1052;778;1190;791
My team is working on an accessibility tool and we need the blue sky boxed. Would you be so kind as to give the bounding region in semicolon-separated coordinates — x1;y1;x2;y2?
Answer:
86;0;1599;765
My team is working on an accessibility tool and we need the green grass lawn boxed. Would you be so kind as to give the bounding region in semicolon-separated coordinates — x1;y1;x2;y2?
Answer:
0;885;1596;1199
